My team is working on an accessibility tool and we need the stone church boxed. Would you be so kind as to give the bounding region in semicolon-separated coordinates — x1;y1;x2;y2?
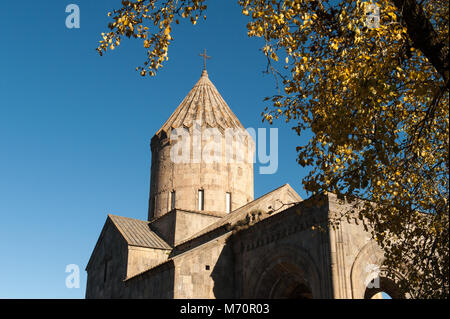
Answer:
85;68;406;299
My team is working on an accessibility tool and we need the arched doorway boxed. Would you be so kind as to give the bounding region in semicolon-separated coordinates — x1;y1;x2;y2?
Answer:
350;240;410;299
287;283;313;299
250;246;321;299
260;262;313;299
364;275;405;299
369;292;392;299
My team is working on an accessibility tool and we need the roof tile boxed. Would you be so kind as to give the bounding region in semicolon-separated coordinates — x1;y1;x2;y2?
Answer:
108;215;171;250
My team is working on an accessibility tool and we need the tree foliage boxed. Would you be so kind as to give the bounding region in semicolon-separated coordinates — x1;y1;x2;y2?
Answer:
97;0;449;298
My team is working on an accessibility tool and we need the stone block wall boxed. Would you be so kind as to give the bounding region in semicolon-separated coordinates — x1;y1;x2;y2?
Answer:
85;219;129;298
126;246;170;279
123;261;175;298
172;233;234;298
231;200;333;299
148;132;254;220
150;209;223;246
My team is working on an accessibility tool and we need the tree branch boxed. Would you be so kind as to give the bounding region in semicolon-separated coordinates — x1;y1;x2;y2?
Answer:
392;0;449;88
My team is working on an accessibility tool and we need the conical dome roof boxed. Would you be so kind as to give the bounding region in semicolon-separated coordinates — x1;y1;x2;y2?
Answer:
156;70;244;137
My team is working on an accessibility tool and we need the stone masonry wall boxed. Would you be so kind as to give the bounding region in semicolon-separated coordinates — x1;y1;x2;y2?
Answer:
85;220;129;298
149;131;254;220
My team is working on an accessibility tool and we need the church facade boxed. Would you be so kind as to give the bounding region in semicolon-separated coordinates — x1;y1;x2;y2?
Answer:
85;69;406;299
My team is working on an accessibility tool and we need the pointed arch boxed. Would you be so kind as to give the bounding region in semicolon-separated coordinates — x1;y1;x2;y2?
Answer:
247;244;322;299
350;240;409;299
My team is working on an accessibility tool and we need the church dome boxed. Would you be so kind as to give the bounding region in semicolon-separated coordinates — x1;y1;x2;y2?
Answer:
148;69;254;220
155;69;244;137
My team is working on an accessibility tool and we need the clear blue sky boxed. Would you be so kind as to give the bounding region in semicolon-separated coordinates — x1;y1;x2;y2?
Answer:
0;0;312;298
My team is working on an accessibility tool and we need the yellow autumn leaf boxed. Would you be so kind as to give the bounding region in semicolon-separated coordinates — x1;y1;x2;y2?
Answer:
270;51;279;61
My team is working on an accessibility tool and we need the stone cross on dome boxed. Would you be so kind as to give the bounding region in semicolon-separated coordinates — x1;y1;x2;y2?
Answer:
199;49;211;71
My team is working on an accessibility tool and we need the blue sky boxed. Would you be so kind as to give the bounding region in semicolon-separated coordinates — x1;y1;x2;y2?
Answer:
0;1;312;298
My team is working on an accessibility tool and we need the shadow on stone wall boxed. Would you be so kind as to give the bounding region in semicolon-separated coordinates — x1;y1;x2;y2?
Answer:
210;238;236;298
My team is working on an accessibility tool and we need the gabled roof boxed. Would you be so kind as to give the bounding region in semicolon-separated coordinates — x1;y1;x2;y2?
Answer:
108;214;171;250
86;214;171;271
177;184;302;246
156;69;244;136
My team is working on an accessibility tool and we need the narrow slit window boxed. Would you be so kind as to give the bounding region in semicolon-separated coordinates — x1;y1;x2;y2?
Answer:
170;190;176;211
198;189;204;211
103;260;108;283
226;192;231;214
